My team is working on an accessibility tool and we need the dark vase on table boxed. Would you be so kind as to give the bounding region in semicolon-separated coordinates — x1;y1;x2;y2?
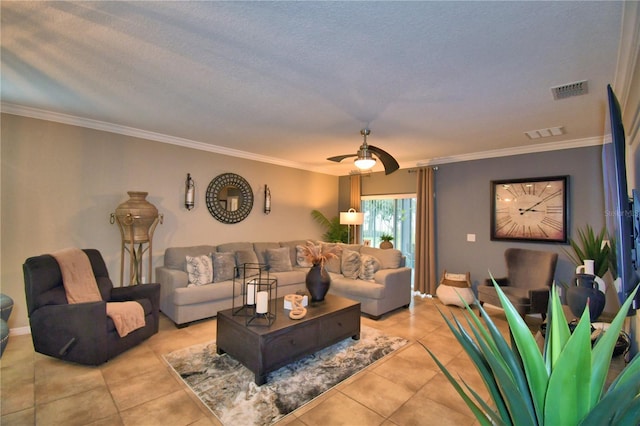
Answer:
566;273;606;322
306;263;331;302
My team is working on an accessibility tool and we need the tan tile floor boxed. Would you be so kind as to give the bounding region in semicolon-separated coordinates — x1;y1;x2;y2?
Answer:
1;296;540;426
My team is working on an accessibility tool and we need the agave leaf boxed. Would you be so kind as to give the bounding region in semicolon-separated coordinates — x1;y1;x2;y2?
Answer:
579;353;640;425
590;285;639;406
544;303;593;424
546;285;571;369
460;378;509;426
493;281;548;420
436;307;512;421
421;344;494;426
610;396;640;426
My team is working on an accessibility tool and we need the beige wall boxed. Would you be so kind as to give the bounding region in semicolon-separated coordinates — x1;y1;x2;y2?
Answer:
1;113;338;329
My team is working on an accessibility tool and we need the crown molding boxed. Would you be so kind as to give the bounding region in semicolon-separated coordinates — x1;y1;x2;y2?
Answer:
415;136;604;167
2;102;605;173
0;103;335;175
614;0;640;111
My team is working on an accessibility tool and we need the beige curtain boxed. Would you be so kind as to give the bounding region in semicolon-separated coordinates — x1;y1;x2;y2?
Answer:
350;174;362;243
415;167;437;295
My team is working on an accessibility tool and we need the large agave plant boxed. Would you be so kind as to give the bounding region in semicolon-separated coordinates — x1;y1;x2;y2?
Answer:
423;281;640;425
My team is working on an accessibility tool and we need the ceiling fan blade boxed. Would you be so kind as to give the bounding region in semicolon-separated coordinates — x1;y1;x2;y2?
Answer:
368;145;399;175
327;154;357;163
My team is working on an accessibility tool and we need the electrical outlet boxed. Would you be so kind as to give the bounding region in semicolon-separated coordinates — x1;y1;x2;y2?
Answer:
467;234;476;242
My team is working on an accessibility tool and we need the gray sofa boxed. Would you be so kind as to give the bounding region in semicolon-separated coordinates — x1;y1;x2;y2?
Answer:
156;240;412;326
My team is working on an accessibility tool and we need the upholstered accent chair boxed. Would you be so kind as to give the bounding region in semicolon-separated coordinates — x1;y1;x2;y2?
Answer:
23;249;160;365
477;248;558;320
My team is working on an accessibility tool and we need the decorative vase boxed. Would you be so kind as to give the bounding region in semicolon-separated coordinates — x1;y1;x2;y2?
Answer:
380;241;393;249
114;191;159;243
305;263;331;302
566;273;606;322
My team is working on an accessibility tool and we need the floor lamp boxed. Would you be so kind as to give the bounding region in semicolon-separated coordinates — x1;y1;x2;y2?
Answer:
340;208;364;244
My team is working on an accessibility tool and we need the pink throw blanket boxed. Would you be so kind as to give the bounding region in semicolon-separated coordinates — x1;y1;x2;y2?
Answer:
52;248;145;337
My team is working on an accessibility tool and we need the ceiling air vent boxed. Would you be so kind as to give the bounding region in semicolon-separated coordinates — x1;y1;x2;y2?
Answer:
551;80;588;100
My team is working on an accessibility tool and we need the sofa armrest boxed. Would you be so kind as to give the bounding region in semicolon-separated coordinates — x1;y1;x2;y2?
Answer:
156;267;188;311
30;302;108;364
374;267;412;295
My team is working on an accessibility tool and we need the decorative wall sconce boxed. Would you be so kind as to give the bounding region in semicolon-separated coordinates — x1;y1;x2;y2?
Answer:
264;184;271;214
185;173;195;211
340;208;364;244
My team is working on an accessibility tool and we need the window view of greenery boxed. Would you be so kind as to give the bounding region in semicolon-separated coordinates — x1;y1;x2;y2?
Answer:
361;196;416;269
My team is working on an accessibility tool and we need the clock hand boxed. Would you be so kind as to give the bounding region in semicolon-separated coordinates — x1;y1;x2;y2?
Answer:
519;208;543;214
520;190;562;214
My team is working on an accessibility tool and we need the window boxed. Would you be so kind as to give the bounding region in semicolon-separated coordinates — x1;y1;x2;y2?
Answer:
361;194;416;269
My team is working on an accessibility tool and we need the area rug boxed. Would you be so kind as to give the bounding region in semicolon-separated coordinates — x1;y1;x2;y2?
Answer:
163;326;407;426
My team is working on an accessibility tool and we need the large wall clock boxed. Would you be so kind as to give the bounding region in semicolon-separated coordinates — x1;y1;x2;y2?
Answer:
490;175;568;243
205;173;254;224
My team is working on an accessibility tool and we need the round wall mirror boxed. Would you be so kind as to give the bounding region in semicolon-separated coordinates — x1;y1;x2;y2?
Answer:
205;173;254;223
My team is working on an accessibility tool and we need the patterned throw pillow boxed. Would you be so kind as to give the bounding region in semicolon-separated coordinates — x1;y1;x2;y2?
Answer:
296;244;315;268
341;249;361;279
359;254;381;281
185;255;213;286
212;252;236;283
267;247;293;272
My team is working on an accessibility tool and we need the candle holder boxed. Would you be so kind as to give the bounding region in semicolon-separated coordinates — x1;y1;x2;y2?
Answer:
246;277;277;327
232;263;267;316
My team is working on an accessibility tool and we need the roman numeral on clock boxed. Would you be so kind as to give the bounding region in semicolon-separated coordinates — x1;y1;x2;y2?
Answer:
546;205;563;215
541;217;563;231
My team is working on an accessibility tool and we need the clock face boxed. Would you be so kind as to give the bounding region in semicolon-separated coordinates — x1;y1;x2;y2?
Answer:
491;176;568;243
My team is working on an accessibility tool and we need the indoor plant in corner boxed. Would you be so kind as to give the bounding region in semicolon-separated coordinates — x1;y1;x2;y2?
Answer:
310;209;348;243
423;281;640;425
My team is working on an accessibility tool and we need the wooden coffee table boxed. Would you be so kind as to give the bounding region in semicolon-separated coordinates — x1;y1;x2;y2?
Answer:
216;294;361;385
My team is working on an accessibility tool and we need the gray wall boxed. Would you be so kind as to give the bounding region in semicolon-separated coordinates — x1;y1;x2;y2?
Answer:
341;145;606;288
436;146;604;287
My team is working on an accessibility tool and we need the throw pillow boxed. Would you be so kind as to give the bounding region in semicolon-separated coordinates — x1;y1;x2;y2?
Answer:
296;244;315;268
341;249;361;279
185;255;213;286
359;254;381;281
360;246;402;269
212;252;236;283
266;247;293;272
235;250;259;267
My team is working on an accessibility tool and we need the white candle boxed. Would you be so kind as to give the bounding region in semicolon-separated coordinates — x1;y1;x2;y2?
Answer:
256;291;269;314
247;283;255;305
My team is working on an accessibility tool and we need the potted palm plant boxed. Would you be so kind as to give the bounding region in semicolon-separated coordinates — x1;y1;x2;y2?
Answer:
563;225;610;278
422;281;640;425
380;234;394;249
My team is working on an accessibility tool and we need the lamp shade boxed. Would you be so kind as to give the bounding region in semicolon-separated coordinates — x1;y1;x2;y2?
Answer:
340;208;364;225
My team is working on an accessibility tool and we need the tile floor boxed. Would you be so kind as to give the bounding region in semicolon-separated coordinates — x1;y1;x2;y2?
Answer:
0;297;553;426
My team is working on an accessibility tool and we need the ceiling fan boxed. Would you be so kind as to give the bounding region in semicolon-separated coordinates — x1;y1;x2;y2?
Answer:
327;129;400;175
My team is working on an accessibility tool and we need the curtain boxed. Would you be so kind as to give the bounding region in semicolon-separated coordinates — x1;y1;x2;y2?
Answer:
350;174;362;243
415;167;437;295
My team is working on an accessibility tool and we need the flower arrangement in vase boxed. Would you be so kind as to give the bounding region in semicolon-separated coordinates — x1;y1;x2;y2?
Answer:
298;241;342;302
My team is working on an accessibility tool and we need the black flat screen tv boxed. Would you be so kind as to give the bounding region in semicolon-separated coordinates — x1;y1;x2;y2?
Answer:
602;84;639;313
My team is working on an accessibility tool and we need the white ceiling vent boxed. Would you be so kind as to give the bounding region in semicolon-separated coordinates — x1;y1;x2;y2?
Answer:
551;80;588;100
525;126;564;139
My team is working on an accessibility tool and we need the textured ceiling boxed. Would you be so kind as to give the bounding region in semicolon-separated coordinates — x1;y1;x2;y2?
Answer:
0;1;629;175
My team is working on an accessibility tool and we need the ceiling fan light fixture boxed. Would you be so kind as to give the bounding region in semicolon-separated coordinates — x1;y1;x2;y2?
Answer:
354;149;376;170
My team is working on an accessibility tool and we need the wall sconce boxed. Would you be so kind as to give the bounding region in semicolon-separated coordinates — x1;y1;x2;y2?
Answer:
264;184;271;214
340;208;364;244
185;173;195;210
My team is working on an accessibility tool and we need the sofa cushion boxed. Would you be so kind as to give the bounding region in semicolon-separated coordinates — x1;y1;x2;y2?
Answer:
173;281;234;306
212;252;236;283
341;249;361;279
295;244;317;268
165;246;217;271
217;242;253;254
359;254;380;281
269;270;307;286
253;242;280;265
235;250;259;268
279;240;309;266
185;255;213;286
360;246;402;269
330;276;385;299
266;247;293;272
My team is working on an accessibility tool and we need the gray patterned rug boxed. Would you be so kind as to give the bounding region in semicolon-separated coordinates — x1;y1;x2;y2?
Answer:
163;325;407;426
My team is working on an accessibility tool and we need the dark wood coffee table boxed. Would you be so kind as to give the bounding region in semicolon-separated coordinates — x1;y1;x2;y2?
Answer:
216;294;361;385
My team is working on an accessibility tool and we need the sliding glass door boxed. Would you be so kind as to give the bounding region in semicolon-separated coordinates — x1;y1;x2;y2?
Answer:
360;194;416;269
